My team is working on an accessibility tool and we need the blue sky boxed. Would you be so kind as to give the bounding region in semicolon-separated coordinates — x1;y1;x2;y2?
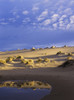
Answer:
0;0;74;51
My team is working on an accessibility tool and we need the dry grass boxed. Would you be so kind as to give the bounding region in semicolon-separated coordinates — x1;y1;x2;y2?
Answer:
0;59;6;64
21;59;34;65
67;53;73;56
51;46;55;48
43;58;50;62
67;57;73;60
6;56;14;62
37;58;43;63
63;45;67;47
16;55;24;60
51;60;56;63
56;51;62;55
31;47;36;51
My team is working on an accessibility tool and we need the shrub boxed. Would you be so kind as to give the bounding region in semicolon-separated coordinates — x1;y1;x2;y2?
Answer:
51;46;55;49
64;45;67;47
56;51;62;55
31;47;36;51
37;58;43;63
45;53;47;55
37;81;42;85
29;81;35;86
51;60;56;63
44;58;50;62
67;53;73;56
21;59;34;65
67;57;73;60
21;59;28;64
39;48;43;50
0;59;6;64
6;56;14;62
28;59;34;63
16;55;23;60
44;47;49;49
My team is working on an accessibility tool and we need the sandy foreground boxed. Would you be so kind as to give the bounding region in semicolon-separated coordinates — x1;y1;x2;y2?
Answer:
0;46;74;100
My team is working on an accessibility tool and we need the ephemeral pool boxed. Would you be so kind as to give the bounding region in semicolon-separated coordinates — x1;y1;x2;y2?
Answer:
0;80;52;100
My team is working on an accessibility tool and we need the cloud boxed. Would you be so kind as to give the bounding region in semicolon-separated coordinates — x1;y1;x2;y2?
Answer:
22;10;29;15
64;8;73;15
70;15;74;24
8;18;16;22
41;19;51;26
22;18;30;23
0;0;74;31
51;14;59;22
53;23;58;29
32;6;39;12
66;23;74;30
0;18;5;21
0;22;8;25
37;9;48;21
59;15;67;21
43;0;49;3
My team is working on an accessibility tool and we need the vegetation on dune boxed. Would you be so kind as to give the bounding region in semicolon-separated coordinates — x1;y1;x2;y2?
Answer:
67;57;73;60
37;58;51;63
0;59;6;64
67;53;73;56
21;59;34;65
16;55;24;60
51;60;56;63
56;51;62;55
0;81;51;89
6;56;14;62
63;45;67;47
51;46;55;48
39;48;43;50
37;58;43;63
31;47;36;51
43;58;50;62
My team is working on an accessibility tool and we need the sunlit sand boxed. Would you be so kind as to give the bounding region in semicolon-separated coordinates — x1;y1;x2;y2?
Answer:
0;46;74;100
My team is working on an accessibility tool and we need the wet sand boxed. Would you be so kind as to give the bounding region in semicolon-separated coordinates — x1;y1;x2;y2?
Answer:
0;67;74;100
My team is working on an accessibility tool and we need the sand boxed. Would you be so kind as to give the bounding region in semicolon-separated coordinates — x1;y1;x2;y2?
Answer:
0;46;74;100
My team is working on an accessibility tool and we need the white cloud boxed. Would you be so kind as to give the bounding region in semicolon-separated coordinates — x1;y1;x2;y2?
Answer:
22;18;30;23
51;14;59;22
0;18;5;21
32;6;39;12
43;0;49;3
64;8;73;15
0;22;8;25
59;15;67;21
70;15;74;24
37;9;48;21
41;19;51;26
70;0;74;5
66;23;74;30
53;23;58;29
8;18;16;22
22;10;29;15
59;20;66;30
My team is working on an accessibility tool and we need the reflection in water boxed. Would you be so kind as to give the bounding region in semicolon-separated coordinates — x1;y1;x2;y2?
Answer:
0;81;52;100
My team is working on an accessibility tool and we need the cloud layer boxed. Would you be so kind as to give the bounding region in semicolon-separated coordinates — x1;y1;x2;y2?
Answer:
0;0;74;30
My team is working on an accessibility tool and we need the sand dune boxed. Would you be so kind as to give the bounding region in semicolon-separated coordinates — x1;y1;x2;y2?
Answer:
0;46;74;100
0;46;74;69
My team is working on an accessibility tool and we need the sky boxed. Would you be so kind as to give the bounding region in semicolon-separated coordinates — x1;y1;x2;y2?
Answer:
0;0;74;51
